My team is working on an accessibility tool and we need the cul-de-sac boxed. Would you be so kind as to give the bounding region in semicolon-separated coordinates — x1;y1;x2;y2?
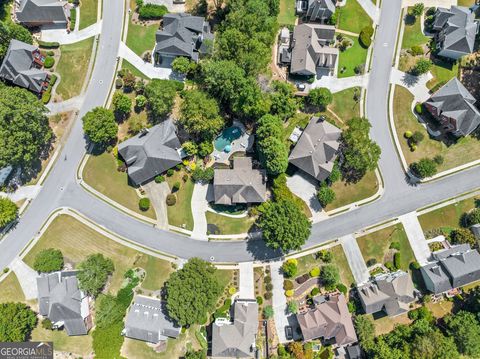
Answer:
0;0;479;357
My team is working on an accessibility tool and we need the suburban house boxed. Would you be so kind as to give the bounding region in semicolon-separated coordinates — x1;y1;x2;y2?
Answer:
424;77;480;137
123;295;181;344
421;244;480;295
357;271;417;317
432;6;478;60
286;23;339;75
154;13;214;65
296;294;357;347
37;271;92;336
14;0;70;27
288;116;342;182
118;120;183;186
0;39;50;94
211;299;258;358
212;157;267;205
296;0;336;23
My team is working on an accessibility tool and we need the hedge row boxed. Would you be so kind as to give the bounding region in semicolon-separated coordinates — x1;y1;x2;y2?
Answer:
138;4;168;19
41;74;57;104
359;26;374;48
38;40;60;48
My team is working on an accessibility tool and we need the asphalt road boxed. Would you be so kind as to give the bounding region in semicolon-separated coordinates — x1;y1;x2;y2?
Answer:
1;0;479;268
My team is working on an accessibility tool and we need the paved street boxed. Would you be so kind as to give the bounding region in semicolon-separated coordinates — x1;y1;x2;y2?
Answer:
340;235;370;285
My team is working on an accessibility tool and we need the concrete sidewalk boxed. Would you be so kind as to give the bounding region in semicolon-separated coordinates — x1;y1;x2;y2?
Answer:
357;0;380;23
399;212;431;265
340;234;369;285
11;258;38;300
41;22;101;45
238;262;255;299
191;183;208;240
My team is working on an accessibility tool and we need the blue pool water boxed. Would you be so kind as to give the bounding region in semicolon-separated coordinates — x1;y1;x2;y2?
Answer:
214;126;242;151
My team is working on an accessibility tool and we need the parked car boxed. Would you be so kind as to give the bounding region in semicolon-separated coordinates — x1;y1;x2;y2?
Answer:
296;83;306;91
285;326;293;340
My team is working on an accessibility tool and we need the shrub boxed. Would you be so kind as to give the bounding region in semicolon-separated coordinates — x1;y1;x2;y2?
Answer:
172;181;181;192
123;71;136;90
354;63;366;75
393;252;401;269
336;283;348;295
228;286;236;295
265;283;274;292
450;228;476;247
411;3;424;16
404;130;413;138
310;287;320;296
410;45;424;56
287;300;299;314
410;158;437;178
264;291;272;300
359;26;374;48
466;208;480;226
411;131;424;144
182;141;198;156
415;103;423;114
317;250;333;263
320;265;339;289
412;58;432;75
317;184;336;207
38;40;60;48
172;56;191;74
281;259;298;278
135;95;147;109
385;261;395;271
256;296;263;305
138;4;168;19
167;169;174;177
115;78;123;88
285;289;294;297
198;141;213;158
41;318;53;330
263;305;274;319
46;50;55;56
410;261;421;270
283;280;294;290
166;194;176;206
139;198;150;211
433;155;444;165
366;258;377;267
33;248;64;273
347;301;356;313
191;167;214;183
390;241;401;250
182;174;189;182
264;276;272;284
2;268;8;274
307;88;332;110
155;175;165;183
41;91;51;104
309;267;321;277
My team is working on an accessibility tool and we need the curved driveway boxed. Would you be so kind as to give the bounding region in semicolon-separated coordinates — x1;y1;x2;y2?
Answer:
1;0;480;268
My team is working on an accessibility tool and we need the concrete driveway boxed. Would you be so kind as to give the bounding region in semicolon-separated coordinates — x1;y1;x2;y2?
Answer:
11;258;38;300
286;172;327;222
238;262;254;299
143;181;169;230
340;235;369;285
399;212;431;265
191;183;208;240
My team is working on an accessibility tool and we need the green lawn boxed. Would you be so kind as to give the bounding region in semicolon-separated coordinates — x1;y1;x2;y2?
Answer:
392;85;480;171
418;197;477;233
356;223;415;271
326;170;378;211
83;151;156;219
206;212;255;235
79;0;98;30
329;87;361;122
401;10;429;50
278;0;296;25
166;170;194;230
457;0;476;6
126;15;159;56
426;58;459;90
31;325;93;357
122;59;150;80
23;214;172;293
337;0;372;34
56;37;94;100
337;35;369;78
0;272;25;303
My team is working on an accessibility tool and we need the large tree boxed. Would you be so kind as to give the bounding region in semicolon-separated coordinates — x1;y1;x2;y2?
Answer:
144;79;181;119
112;92;132;119
307;87;333;110
0;302;37;342
0;21;32;59
33;248;64;273
77;254;114;298
0;197;18;227
270;80;298;120
256;114;288;176
257;200;311;252
445;311;480;357
82;107;118;145
165;258;223;326
0;85;52;169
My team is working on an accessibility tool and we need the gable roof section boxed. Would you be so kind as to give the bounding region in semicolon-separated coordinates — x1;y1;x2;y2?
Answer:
213;157;267;205
211;300;259;358
16;0;69;24
118;120;182;185
288;116;342;181
306;0;336;21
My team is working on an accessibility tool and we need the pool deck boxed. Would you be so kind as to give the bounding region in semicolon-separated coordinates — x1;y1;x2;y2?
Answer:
213;121;254;165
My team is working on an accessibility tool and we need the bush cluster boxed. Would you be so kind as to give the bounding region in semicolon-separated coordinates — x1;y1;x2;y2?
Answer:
166;194;176;206
359;26;374;48
138;4;168;19
43;56;55;69
139;197;150;211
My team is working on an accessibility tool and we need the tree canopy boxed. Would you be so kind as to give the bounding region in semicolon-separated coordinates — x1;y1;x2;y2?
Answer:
410;158;437;179
82;107;118;145
445;310;480;357
144;79;182;120
270;81;298;120
256;114;289;176
0;197;18;227
77;254;115;298
0;302;37;342
0;21;32;59
112;92;132;119
33;248;64;273
0;85;52;169
166;257;223;326
307;87;333;110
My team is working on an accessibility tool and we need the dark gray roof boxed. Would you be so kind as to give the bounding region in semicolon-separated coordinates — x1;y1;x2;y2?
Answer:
290;24;338;75
289;116;341;181
211;300;258;358
425;78;480;136
16;0;69;25
306;0;336;21
0;165;13;186
433;6;478;57
118;120;182;185
154;13;213;61
124;296;180;343
37;271;89;336
213;157;267;205
0;39;49;93
357;271;416;317
421;262;452;294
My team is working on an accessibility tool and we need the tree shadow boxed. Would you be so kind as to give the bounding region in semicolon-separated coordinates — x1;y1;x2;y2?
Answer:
245;238;284;262
404;14;416;26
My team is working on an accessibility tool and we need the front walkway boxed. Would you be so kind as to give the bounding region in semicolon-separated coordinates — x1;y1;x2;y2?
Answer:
41;22;101;45
309;74;369;93
10;258;38;300
286;172;327;223
238;262;255;299
340;234;370;285
390;68;432;103
270;262;289;344
143;181;169;230
399;212;431;265
191;183;208;240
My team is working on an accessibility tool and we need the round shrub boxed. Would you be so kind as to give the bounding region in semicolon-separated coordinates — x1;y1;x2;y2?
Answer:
283;280;294;291
336;283;348;295
385;261;395;271
264;291;272;300
433;155;444;165
264;276;272;284
281;259;298;278
166;194;176;206
410;45;424;56
317;185;336;207
265;283;274;291
228;286;236;295
366;258;377;267
411;131;424;144
389;241;401;250
466;208;480;226
155;175;165;183
139;197;150;211
393;252;401;269
309;267;321;277
46;50;55;56
415;103;423;114
115;78;123;88
43;56;55;69
410;144;417;151
167;169;174;177
404;130;413;138
172;181;181;192
310;287;320;296
182;174;189;182
410;158;437;178
256;296;263;305
285;289;294;297
33;248;64;273
410;261;421;270
41;318;53;330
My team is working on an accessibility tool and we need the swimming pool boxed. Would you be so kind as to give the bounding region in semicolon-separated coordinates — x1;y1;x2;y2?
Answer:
214;126;242;152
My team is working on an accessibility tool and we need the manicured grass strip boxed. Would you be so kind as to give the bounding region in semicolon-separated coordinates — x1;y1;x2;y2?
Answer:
83;152;156;219
31;325;93;357
79;0;98;30
330;244;355;287
337;0;372;34
126;15;159;56
329;87;361;122
206;212;255;235
0;272;25;303
426;58;459;90
401;10;429;50
278;0;296;25
122;59;150;80
56;37;94;100
337;35;369;78
166;171;194;231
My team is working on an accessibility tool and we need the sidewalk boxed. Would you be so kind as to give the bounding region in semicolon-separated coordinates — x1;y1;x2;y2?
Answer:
238;262;255;299
340;234;369;284
357;0;380;23
41;22;102;45
399;212;431;265
191;183;208;240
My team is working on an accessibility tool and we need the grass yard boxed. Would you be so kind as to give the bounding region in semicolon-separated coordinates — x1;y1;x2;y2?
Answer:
356;223;415;271
371;313;412;335
418;196;477;232
337;0;372;34
206;212;255;235
0;272;25;303
337;35;369;78
392;85;480;171
23;214;171;293
426;300;454;318
31;325;93;357
329;87;361;122
83;151;156;219
401;11;429;50
122;59;150;80
166;170;194;230
426;58;459;90
278;0;296;25
126;15;159;56
56;37;94;100
457;0;476;6
326;170;378;211
79;0;98;30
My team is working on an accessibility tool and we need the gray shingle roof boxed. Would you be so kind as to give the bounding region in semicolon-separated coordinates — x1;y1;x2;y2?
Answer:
288;116;341;181
16;0;69;25
213;157;266;205
0;39;49;93
118;120;182;185
0;166;13;186
154;13;213;61
37;271;90;336
211;300;258;358
124;295;180;343
425;78;480;136
305;0;336;21
420;262;452;294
